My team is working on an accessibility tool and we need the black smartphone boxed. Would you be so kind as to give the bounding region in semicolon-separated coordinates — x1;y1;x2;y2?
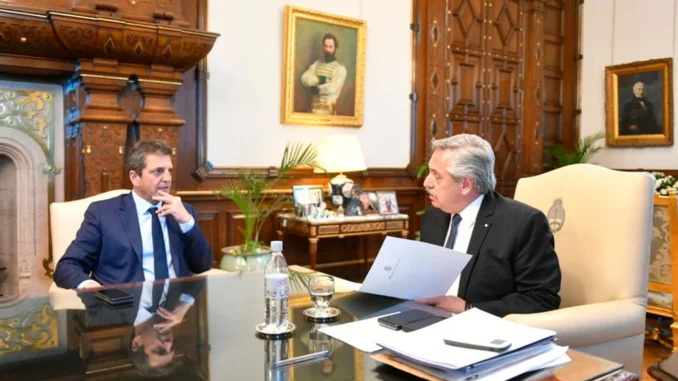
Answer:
377;309;432;331
95;288;134;306
401;315;446;332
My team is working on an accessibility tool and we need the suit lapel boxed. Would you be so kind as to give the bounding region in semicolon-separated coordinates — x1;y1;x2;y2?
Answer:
166;215;182;276
458;192;496;298
120;193;143;265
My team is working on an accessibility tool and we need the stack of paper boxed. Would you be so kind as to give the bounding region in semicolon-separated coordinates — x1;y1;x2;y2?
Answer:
375;308;571;380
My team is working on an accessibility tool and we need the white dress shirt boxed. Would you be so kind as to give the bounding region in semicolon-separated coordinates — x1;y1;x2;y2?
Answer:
77;191;195;288
444;194;485;296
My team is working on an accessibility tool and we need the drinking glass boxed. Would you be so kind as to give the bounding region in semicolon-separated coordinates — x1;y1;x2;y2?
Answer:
304;275;340;320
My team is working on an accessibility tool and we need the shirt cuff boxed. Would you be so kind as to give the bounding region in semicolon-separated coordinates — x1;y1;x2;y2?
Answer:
179;217;195;234
77;280;97;289
180;293;195;305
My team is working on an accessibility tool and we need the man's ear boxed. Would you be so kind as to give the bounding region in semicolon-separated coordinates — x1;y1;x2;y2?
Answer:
460;177;474;195
129;170;140;186
131;336;142;352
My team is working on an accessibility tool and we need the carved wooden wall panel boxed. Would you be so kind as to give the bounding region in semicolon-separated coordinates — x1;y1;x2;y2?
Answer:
486;0;523;195
139;125;179;189
81;123;127;196
418;0;579;196
0;16;71;60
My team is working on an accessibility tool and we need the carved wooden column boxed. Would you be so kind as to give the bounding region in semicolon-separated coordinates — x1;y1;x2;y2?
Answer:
424;0;448;145
44;8;217;199
65;65;132;198
521;0;546;175
136;76;184;184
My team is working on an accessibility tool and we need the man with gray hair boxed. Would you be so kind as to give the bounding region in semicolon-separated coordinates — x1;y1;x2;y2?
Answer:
620;81;660;135
415;134;561;317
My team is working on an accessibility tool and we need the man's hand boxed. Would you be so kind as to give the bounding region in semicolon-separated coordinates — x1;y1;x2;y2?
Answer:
153;302;191;332
415;296;466;314
152;190;192;224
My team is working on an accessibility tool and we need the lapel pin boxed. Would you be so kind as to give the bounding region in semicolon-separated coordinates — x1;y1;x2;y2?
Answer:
484;223;488;227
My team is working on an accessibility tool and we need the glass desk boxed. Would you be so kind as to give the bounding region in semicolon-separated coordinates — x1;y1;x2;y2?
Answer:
0;272;631;381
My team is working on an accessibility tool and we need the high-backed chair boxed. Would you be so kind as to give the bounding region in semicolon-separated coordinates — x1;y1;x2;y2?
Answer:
49;190;224;308
506;164;654;375
646;192;678;351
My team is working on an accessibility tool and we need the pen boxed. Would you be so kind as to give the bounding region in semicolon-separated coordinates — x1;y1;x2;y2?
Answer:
270;350;331;368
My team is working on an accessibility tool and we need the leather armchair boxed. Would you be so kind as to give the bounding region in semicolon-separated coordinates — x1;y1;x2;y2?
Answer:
506;164;654;375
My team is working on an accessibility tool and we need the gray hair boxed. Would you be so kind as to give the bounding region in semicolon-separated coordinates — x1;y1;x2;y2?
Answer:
431;134;496;194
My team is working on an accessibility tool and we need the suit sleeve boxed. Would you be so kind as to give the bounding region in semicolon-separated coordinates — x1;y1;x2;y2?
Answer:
180;204;213;273
54;203;103;289
473;210;561;317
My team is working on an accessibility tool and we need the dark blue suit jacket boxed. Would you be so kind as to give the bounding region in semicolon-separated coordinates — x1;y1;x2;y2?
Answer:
54;192;212;289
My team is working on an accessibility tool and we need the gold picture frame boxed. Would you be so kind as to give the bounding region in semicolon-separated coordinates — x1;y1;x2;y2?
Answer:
605;58;673;147
280;5;366;127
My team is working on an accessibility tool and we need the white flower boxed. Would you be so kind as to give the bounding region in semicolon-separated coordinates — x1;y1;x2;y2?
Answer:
660;188;669;196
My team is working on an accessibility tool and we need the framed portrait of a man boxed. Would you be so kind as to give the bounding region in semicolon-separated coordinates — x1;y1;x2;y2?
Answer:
280;6;366;127
605;58;673;147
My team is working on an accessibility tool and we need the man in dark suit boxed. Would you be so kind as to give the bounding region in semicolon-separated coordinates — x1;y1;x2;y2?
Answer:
78;279;206;377
54;140;212;289
620;81;661;135
415;134;561;317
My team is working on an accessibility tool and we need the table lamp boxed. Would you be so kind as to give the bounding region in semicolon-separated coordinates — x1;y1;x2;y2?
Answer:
315;134;367;209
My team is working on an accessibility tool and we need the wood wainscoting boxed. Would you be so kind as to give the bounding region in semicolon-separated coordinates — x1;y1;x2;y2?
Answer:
181;187;425;281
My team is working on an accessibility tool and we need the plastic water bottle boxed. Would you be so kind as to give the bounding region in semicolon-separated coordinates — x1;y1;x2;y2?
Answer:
264;240;290;333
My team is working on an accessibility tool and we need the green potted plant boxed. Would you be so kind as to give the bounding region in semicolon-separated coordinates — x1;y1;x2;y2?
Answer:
217;142;323;271
544;132;607;169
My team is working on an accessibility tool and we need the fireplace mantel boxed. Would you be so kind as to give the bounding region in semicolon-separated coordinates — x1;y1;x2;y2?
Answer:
0;3;218;200
0;2;217;279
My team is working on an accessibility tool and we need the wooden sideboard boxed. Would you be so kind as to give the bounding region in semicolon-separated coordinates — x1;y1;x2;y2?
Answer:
276;213;409;271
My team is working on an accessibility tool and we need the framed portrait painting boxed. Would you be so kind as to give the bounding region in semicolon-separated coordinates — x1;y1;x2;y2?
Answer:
280;5;366;127
605;58;673;147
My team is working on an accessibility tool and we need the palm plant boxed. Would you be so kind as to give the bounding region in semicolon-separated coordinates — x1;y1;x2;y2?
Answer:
218;143;323;255
545;132;607;169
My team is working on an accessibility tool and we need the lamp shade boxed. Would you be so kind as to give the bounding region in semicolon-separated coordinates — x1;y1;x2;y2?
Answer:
315;134;367;173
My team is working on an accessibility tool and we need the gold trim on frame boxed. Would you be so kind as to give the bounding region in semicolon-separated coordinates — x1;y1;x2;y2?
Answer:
605;58;673;147
280;5;366;127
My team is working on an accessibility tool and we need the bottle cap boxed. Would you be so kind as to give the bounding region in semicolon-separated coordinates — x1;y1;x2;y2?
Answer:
270;240;283;251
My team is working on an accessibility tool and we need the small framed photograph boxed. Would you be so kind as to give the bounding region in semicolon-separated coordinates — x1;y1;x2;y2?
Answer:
293;185;325;216
346;184;364;216
347;199;364;216
359;191;379;214
376;191;398;215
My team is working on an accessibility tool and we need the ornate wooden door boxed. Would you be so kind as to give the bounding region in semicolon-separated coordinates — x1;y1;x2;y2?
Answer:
415;0;579;196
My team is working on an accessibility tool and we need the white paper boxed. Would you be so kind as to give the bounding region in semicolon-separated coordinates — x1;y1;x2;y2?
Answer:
335;278;362;293
359;237;472;299
319;312;418;353
391;345;570;381
377;308;556;370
